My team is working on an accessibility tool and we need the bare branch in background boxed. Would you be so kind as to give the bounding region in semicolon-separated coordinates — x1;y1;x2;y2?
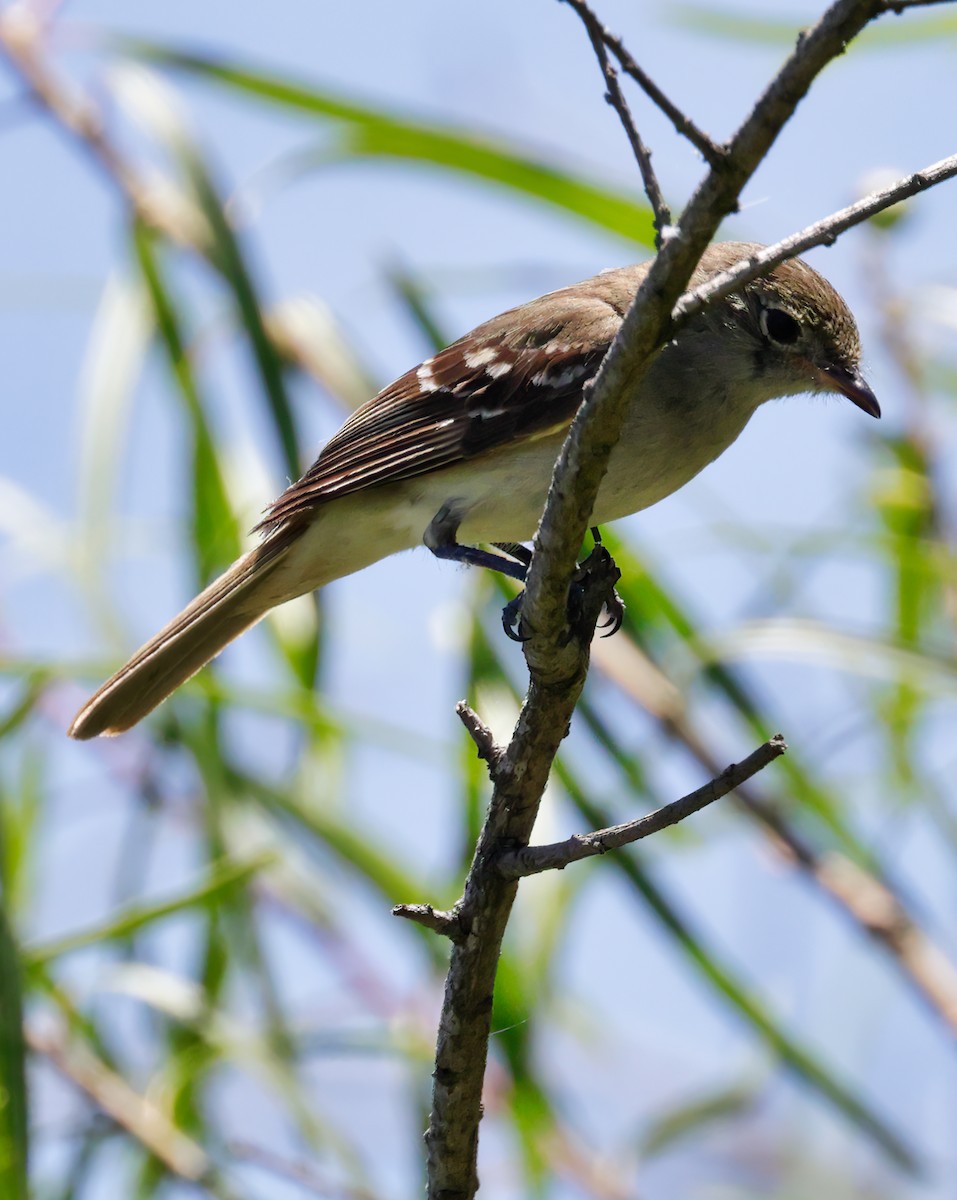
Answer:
0;7;208;249
228;1140;378;1199
28;1021;211;1184
593;634;957;1042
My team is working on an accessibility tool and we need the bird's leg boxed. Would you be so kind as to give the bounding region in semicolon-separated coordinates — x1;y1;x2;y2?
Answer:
425;504;530;581
425;505;531;641
424;508;623;642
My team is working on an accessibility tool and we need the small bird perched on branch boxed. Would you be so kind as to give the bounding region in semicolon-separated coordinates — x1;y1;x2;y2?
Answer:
69;241;879;739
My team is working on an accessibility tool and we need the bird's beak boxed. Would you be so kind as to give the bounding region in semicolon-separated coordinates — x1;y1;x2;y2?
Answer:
812;363;881;419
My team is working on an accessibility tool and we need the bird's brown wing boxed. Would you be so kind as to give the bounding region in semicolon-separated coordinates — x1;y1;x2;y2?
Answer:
258;285;630;532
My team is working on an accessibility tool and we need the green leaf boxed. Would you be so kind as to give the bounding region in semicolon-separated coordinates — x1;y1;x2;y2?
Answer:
672;5;957;48
132;222;243;583
671;6;806;44
126;45;656;247
386;262;451;356
0;750;43;926
0;884;27;1200
558;765;920;1175
0;675;48;743
638;1076;760;1157
177;149;302;481
24;851;275;967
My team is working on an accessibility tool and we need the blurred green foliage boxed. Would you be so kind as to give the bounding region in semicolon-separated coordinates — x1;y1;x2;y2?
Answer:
1;7;956;1200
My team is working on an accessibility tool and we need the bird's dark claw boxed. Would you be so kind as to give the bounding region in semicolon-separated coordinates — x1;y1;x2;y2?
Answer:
588;527;624;638
500;533;624;645
565;544;623;643
597;590;626;638
501;593;530;642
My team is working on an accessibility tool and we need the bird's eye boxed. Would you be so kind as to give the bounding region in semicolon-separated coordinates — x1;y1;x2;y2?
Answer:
760;306;801;345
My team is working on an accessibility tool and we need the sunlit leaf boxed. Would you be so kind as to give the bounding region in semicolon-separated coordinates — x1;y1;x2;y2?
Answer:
74;272;153;613
132;223;243;584
126;45;656;247
265;295;377;412
673;5;957;48
705;617;957;696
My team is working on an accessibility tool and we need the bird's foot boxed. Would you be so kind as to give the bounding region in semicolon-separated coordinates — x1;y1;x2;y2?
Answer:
500;529;624;643
565;542;624;643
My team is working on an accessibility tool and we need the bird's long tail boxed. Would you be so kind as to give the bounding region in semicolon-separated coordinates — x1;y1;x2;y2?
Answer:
68;539;295;740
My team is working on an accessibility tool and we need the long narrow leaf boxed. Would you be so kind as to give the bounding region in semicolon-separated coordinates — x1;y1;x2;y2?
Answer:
472;615;919;1172
132;222;243;582
25;851;274;967
127;45;656;247
672;5;957;48
557;762;920;1175
0;884;27;1200
179;150;302;481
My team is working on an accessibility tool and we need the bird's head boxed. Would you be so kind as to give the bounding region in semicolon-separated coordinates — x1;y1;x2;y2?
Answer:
701;242;881;419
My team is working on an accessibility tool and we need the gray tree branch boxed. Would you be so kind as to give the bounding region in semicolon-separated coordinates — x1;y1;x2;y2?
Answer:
563;0;672;243
497;736;787;879
561;0;723;166
423;3;921;1197
674;153;957;328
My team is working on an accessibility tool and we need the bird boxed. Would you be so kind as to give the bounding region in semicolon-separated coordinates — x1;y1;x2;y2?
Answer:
68;241;879;739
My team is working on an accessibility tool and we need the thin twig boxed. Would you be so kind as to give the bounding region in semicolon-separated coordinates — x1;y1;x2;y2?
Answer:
498;736;787;879
227;1139;378;1199
425;556;614;1197
518;0;893;685
563;0;671;244
561;0;724;166
673;153;957;328
392;903;464;940
455;700;504;775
